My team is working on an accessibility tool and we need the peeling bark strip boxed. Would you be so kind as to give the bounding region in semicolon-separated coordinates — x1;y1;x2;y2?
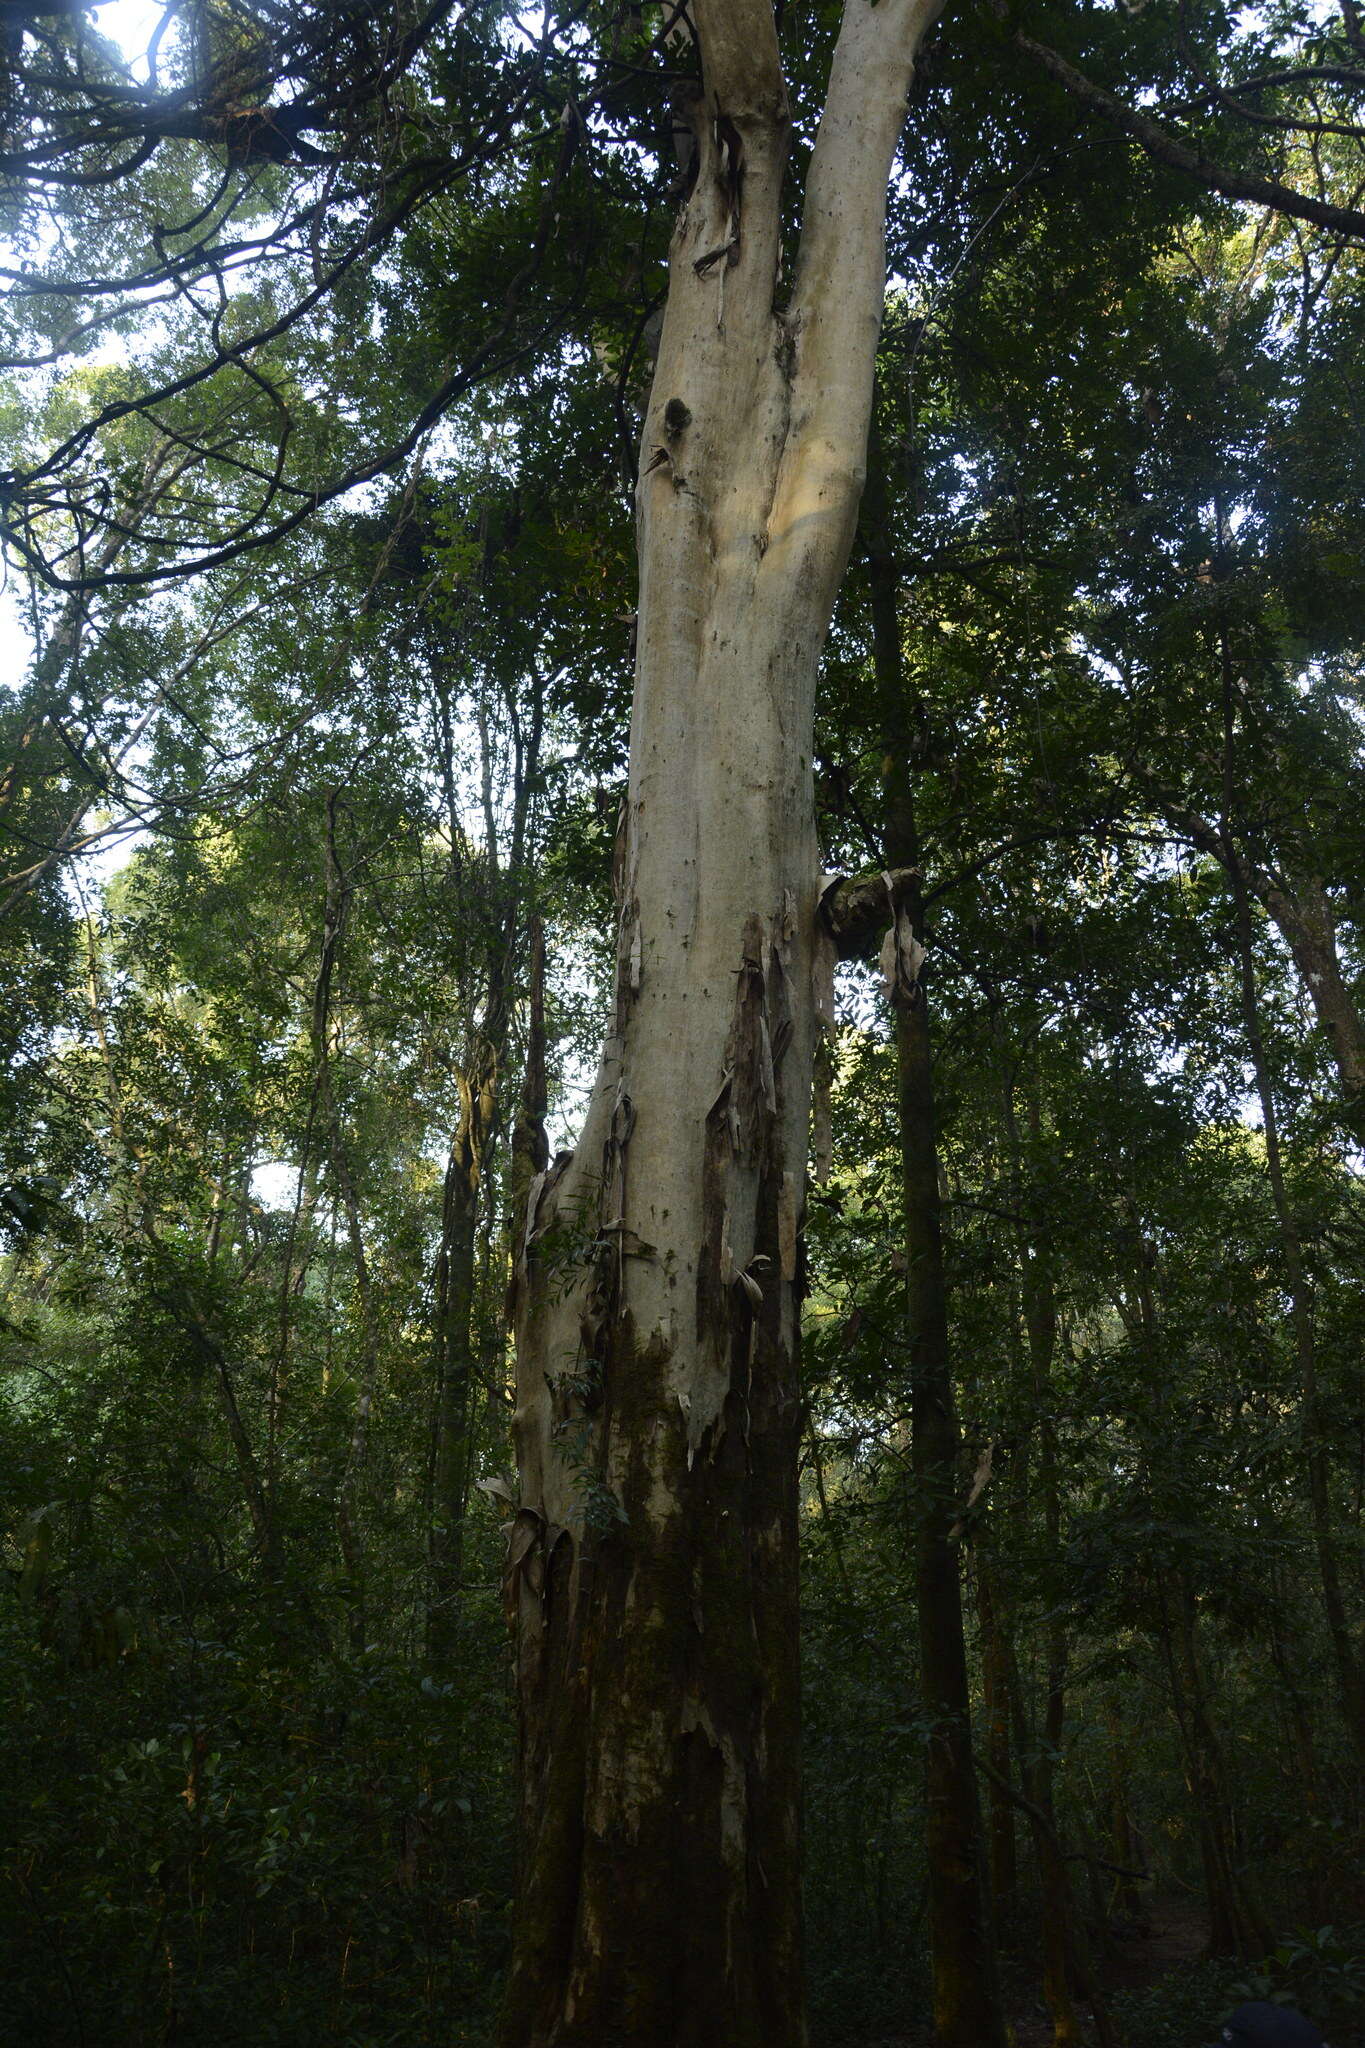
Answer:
501;3;944;2042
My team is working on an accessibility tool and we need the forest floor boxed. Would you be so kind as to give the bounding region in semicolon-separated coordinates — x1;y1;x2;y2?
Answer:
883;1896;1213;2047
1009;1896;1210;2046
1097;1895;1212;1992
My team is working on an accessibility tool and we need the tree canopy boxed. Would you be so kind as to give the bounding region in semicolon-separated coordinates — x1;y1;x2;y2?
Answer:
2;3;1363;2045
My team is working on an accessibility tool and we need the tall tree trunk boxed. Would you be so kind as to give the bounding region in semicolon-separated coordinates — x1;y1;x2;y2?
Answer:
1263;874;1365;1126
975;1547;1018;1939
898;921;1006;2048
1002;1066;1109;2047
1121;1202;1271;1960
269;1149;321;1514
1103;1698;1145;1927
315;792;381;1653
1163;790;1365;1138
428;664;542;1660
1218;632;1365;1762
1001;1627;1120;2048
1025;1263;1080;2048
863;426;1006;2048
427;1074;483;1659
1157;1577;1270;1958
1264;1571;1320;1824
502;5;943;2041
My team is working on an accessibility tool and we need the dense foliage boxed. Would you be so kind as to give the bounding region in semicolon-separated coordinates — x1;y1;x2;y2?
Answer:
2;1;1363;2043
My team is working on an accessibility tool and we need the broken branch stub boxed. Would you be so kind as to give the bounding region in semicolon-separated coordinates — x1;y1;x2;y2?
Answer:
819;865;922;962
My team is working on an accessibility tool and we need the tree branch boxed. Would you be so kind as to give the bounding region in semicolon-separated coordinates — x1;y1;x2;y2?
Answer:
767;0;945;614
1016;28;1365;242
820;865;920;961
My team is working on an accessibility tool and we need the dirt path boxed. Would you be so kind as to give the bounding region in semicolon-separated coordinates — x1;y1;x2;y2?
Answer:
873;1898;1214;2048
1104;1897;1211;1993
1007;1897;1211;2048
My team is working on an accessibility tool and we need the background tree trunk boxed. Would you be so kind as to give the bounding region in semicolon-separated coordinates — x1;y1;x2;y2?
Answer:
976;1551;1019;1939
1219;635;1365;1762
864;427;1006;2048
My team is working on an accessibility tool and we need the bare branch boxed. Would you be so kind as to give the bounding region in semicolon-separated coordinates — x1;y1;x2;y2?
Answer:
1016;28;1365;243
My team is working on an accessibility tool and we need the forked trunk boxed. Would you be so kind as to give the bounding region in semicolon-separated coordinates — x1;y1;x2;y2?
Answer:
501;4;942;2041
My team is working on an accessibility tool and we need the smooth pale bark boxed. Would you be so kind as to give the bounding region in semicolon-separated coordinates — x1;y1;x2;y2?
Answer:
502;5;942;2041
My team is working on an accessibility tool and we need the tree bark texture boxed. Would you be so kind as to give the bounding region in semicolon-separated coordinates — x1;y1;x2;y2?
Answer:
317;796;380;1653
501;5;943;2041
1103;1700;1145;1927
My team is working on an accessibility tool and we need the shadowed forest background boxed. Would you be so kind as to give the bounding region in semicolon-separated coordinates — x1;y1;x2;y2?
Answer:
1;1;1363;2043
